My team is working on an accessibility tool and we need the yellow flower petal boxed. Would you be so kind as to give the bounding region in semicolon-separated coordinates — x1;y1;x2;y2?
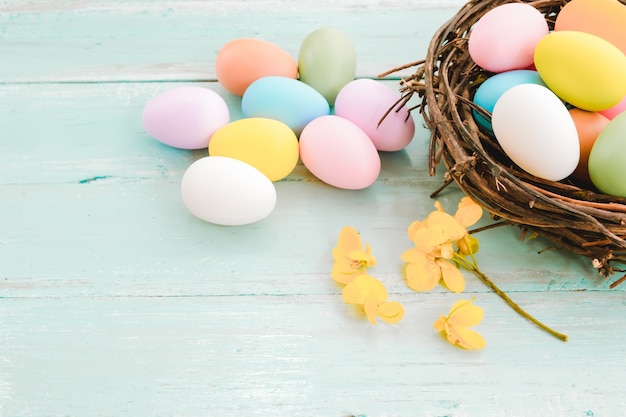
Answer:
434;299;486;350
377;301;405;324
405;256;440;292
342;274;387;305
407;220;425;243
426;211;466;244
401;247;427;263
364;292;381;325
448;298;484;328
438;260;465;293
410;226;439;253
445;325;486;350
331;264;359;285
455;196;483;228
332;226;362;261
433;316;446;332
342;278;366;305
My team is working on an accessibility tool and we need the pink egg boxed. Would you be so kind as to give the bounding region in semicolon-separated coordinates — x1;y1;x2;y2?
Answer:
299;115;380;190
142;86;230;150
334;79;415;151
600;95;626;120
468;3;549;73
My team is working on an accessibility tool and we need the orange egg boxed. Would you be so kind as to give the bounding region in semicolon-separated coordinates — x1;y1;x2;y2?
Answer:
569;108;610;184
215;39;298;96
555;0;626;55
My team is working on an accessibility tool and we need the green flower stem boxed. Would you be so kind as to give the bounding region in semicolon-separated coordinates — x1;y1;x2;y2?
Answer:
453;253;569;342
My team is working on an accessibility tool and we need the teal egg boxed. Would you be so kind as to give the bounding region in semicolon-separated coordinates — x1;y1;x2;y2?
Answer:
298;27;356;106
588;111;626;197
473;70;546;132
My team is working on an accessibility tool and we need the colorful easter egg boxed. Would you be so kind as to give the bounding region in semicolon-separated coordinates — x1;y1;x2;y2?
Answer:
334;79;415;152
555;0;626;54
534;31;626;111
472;70;546;132
142;86;229;150
216;38;298;96
468;3;549;73
568;109;610;184
491;84;579;181
241;76;330;135
208;118;299;182
298;28;356;105
181;156;276;226
299;115;380;189
588;111;626;197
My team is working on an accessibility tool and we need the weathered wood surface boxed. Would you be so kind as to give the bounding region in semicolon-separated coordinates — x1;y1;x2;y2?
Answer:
1;1;624;416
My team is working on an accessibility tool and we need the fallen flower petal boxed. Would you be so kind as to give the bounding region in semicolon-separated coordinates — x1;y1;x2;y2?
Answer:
434;298;486;350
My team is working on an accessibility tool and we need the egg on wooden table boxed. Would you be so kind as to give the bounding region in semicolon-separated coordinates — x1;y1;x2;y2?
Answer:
215;38;298;97
142;86;229;150
208;117;299;182
298;27;356;105
491;84;579;182
241;76;330;136
181;156;277;226
334;78;415;152
299;115;380;190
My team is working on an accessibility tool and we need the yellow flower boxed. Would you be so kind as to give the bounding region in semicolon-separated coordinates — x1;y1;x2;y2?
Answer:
331;226;377;285
434;298;486;350
401;247;465;292
402;197;483;293
342;274;405;325
407;211;465;255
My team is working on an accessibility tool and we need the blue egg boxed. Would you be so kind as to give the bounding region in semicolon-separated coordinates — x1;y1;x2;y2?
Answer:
242;76;330;135
473;70;546;132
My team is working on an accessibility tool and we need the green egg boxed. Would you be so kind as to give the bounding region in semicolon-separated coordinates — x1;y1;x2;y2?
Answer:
298;27;356;106
588;111;626;197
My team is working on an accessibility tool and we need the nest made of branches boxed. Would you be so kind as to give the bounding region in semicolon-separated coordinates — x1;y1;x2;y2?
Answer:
384;0;626;285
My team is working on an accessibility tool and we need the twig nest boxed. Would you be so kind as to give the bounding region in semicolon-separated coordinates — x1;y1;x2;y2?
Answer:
394;0;626;282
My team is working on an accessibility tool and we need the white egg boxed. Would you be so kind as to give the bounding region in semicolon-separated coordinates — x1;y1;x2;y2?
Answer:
181;156;276;226
492;84;579;181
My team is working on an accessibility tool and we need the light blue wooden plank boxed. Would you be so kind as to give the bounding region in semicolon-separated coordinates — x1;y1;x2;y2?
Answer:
2;1;626;416
0;1;461;82
1;292;623;417
0;81;606;297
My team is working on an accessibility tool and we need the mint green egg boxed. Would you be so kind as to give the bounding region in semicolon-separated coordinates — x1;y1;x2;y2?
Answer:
298;27;356;106
588;111;626;197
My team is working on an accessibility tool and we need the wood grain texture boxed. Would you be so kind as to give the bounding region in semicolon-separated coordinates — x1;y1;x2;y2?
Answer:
1;1;625;416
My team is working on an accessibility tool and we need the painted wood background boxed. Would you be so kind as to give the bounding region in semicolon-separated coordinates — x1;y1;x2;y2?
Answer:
1;1;624;416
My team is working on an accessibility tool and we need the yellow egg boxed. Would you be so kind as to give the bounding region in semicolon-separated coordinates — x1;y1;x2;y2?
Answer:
208;118;299;182
534;30;626;111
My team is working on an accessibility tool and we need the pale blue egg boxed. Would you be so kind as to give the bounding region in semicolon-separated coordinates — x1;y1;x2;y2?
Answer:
473;70;546;132
241;76;330;135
